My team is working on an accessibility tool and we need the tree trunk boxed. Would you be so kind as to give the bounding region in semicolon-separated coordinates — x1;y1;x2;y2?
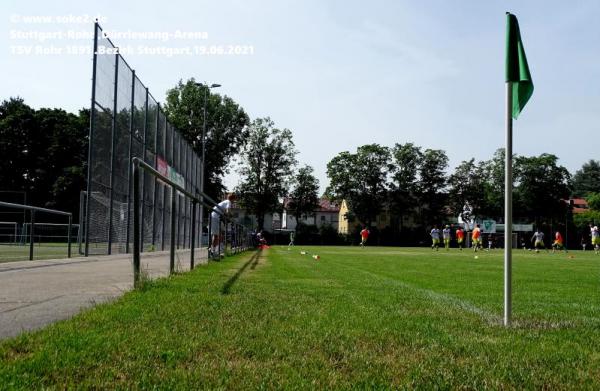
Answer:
399;212;404;232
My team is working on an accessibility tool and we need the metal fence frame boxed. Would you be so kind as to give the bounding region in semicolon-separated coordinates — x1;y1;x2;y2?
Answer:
85;22;203;257
0;201;72;260
132;158;252;286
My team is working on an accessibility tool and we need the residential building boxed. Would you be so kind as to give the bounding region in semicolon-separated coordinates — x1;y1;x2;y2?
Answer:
282;198;339;231
570;198;589;214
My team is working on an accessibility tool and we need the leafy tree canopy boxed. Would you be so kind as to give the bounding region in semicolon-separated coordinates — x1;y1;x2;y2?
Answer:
288;165;320;223
572;160;600;198
326;144;390;226
514;153;571;221
0;97;88;218
447;158;486;218
236;117;297;230
164;79;250;200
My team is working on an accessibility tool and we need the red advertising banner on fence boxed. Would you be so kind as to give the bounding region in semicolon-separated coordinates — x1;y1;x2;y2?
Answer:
157;156;168;177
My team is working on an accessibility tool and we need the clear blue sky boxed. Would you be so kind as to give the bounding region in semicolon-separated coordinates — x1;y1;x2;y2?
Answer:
2;0;599;192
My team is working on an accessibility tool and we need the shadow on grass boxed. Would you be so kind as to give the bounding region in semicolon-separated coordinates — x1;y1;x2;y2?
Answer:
250;251;261;270
221;250;262;295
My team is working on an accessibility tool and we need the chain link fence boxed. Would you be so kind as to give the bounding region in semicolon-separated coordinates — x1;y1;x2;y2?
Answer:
85;22;202;256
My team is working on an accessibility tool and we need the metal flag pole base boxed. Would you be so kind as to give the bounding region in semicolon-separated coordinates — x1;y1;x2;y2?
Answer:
504;81;513;327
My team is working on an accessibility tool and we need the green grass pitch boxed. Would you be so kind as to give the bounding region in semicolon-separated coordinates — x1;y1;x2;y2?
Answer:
0;243;73;263
1;246;599;388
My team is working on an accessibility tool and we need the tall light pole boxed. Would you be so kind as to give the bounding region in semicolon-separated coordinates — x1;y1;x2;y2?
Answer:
195;82;221;250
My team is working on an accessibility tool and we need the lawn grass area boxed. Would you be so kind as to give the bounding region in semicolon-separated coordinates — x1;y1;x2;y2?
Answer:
0;243;73;263
1;246;599;388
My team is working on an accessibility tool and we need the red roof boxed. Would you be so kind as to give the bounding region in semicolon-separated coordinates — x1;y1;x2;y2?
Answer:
282;197;339;213
316;199;340;213
571;198;589;214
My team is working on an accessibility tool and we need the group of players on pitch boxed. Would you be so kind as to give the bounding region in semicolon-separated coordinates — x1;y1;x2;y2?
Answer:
209;194;600;256
429;224;470;251
358;223;600;254
358;225;473;250
525;224;600;254
429;224;600;254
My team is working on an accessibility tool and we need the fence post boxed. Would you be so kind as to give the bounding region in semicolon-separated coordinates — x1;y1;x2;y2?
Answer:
221;220;225;257
132;159;141;286
84;23;99;257
29;210;35;261
161;118;168;251
170;123;175;251
219;218;223;258
125;70;136;254
67;214;72;258
177;193;182;250
140;87;149;253
170;187;176;274
207;214;212;259
182;146;187;249
190;200;197;269
107;53;120;255
78;191;85;255
151;104;160;248
232;224;235;254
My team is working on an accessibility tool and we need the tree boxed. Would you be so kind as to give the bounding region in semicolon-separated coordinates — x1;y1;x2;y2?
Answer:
325;151;357;204
572;160;600;198
326;144;390;226
0;98;88;218
164;79;250;200
288;165;320;224
36;107;89;214
236;118;297;230
478;149;506;219
417;149;448;227
513;153;571;223
587;192;600;211
573;192;600;229
389;143;422;230
0;98;36;195
447;159;486;218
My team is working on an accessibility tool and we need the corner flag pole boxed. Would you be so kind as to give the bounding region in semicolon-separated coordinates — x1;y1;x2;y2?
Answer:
504;81;513;326
504;12;533;327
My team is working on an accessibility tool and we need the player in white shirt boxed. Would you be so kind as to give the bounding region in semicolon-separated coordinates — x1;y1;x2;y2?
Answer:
531;229;545;253
442;225;451;251
591;225;600;254
210;193;236;256
430;226;441;251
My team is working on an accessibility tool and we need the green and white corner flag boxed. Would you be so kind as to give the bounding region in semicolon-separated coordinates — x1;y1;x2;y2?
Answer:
505;13;534;119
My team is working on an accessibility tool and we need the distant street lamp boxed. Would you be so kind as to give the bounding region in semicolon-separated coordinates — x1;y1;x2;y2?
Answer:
194;82;221;247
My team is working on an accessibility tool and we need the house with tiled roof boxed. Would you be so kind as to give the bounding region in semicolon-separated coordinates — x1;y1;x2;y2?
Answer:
570;198;589;214
337;199;401;235
228;200;278;232
227;197;339;233
282;198;340;230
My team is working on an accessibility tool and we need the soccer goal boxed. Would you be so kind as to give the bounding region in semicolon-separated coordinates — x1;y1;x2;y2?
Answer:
0;221;19;244
0;201;74;261
20;223;80;246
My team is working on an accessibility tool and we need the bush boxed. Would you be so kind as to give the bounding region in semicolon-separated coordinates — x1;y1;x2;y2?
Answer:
319;224;340;245
573;210;600;229
295;223;320;245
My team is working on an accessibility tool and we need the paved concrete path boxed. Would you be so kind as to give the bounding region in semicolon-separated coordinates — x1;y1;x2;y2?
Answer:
0;248;208;340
